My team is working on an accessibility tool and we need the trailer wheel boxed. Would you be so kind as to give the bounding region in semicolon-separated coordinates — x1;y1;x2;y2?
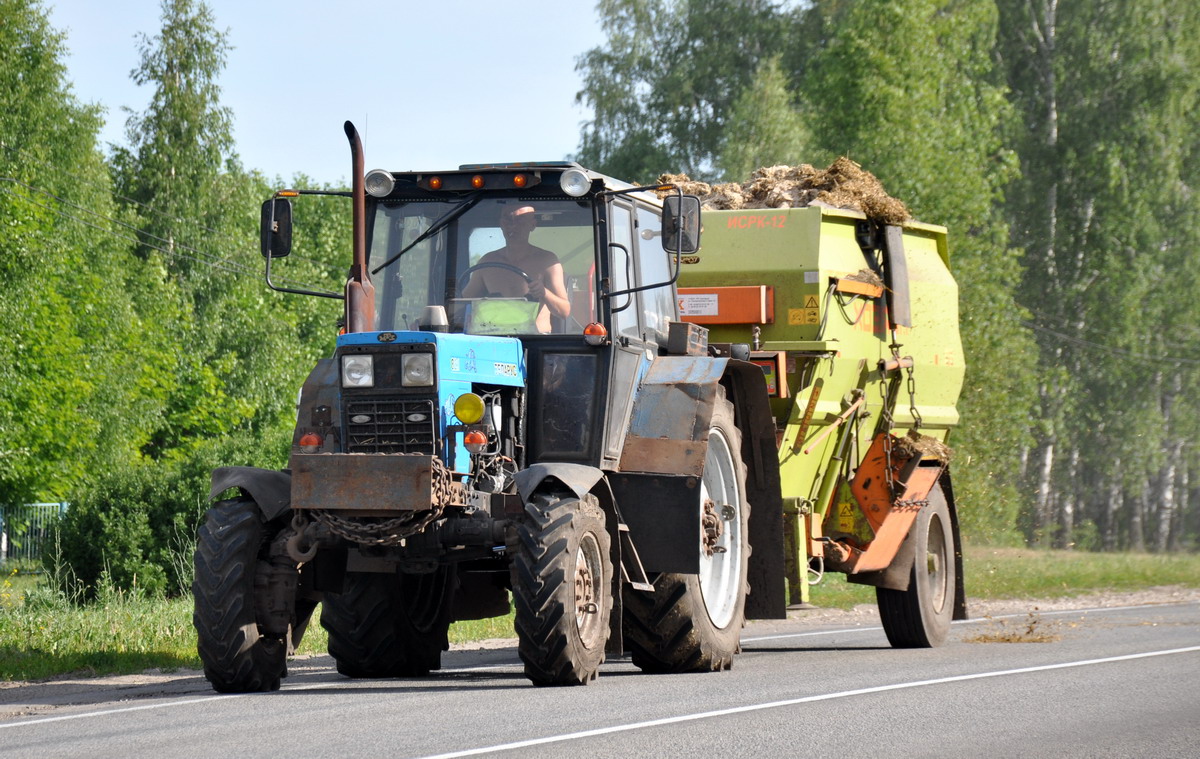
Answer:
510;492;612;686
193;498;287;693
624;396;751;673
876;484;955;647
321;567;456;678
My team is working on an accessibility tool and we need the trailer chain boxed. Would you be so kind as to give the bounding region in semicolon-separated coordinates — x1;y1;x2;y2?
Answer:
906;361;923;431
311;456;455;546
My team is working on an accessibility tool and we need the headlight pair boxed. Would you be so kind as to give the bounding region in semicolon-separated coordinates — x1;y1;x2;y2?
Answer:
340;352;434;388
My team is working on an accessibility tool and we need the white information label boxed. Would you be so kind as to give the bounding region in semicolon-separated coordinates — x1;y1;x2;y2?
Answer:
804;271;819;284
678;293;720;316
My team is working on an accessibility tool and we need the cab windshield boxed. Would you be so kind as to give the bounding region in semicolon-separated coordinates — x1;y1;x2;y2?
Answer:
367;197;595;335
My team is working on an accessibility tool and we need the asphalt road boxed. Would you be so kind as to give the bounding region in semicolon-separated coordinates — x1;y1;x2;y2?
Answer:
2;600;1198;758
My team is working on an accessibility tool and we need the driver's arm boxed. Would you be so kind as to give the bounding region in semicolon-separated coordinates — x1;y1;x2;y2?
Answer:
460;254;493;298
536;262;571;319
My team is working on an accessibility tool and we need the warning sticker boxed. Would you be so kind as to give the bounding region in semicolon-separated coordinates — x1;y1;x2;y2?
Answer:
679;293;719;316
788;308;820;325
803;295;819;308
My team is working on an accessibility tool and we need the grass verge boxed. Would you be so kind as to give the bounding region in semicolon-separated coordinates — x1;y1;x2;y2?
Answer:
807;544;1200;610
3;546;1198;682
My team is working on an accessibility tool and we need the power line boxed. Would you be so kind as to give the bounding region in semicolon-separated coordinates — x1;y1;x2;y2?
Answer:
0;140;346;272
1023;320;1200;367
0;178;334;292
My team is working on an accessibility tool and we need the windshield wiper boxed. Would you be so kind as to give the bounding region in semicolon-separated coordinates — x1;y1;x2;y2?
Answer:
371;193;482;275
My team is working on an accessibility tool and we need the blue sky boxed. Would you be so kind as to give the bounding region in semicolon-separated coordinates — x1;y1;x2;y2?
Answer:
47;1;607;185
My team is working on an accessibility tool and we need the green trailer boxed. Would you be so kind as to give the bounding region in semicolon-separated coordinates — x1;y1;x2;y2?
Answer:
678;204;967;645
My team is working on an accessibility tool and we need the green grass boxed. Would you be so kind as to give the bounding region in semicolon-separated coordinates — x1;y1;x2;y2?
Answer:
807;544;1200;610
3;547;1198;682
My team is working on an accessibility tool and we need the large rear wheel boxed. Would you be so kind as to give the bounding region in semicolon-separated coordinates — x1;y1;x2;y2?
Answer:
876;483;955;647
510;492;612;686
321;567;456;678
623;395;751;673
193;498;287;693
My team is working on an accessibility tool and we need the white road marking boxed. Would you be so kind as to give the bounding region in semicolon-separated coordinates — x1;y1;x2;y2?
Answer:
415;646;1200;759
0;601;1192;731
741;600;1199;643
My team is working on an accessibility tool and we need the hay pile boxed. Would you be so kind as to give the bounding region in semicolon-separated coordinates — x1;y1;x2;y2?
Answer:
659;157;910;225
893;428;953;464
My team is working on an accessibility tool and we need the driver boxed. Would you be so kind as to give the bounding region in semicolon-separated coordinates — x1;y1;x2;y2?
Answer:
461;205;570;333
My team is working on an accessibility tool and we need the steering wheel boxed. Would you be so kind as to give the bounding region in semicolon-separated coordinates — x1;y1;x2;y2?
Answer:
457;261;534;295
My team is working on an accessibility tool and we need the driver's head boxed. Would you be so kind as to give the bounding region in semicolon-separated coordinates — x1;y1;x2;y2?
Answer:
499;205;537;238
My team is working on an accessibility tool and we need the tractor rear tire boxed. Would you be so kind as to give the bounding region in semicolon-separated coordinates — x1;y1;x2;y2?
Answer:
623;396;751;673
877;483;956;647
321;567;456;678
193;498;287;693
510;492;612;686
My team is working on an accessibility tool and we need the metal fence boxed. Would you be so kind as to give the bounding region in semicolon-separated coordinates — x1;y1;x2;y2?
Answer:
0;503;68;569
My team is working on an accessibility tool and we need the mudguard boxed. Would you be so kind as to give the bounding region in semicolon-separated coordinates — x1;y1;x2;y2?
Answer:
722;360;787;620
514;462;605;503
209;466;292;522
617;356;728;476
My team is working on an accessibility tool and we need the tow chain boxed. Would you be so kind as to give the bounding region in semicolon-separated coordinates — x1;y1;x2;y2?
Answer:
311;456;456;547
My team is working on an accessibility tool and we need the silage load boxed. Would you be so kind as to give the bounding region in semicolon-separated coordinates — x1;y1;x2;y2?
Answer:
659;157;910;225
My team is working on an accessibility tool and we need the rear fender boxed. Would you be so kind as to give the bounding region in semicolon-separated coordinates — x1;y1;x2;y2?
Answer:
722;360;787;620
209;466;291;522
847;469;968;621
513;463;605;503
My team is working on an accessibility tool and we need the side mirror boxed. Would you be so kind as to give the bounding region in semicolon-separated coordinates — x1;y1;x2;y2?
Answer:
662;195;701;254
260;197;293;258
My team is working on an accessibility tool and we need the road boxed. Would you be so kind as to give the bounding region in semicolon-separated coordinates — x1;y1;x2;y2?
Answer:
2;599;1198;758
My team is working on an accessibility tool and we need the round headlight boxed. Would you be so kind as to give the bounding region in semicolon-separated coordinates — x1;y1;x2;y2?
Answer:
454;393;485;424
559;168;590;197
401;353;434;387
365;169;395;197
341;354;375;388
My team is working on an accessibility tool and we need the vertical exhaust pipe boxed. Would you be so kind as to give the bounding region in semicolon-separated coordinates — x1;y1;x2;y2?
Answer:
344;121;375;333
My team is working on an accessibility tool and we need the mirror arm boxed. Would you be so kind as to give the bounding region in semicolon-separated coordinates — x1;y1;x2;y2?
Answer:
263;198;344;299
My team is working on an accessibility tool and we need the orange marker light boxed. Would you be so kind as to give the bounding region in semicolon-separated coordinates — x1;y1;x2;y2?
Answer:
464;430;488;454
298;432;322;453
471;175;485;189
584;322;609;346
512;174;528;188
278;190;300;197
429;176;443;190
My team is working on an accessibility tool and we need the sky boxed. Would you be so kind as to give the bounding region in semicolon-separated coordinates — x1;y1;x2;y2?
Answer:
46;0;607;186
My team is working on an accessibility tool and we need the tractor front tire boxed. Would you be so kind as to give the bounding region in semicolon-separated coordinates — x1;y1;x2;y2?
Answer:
623;395;751;673
510;492;612;686
321;567;456;678
876;483;956;647
193;498;287;693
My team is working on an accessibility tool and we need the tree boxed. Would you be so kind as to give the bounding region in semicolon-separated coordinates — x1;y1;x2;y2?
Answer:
717;55;815;180
0;0;172;505
997;0;1200;550
576;0;793;181
798;0;1038;541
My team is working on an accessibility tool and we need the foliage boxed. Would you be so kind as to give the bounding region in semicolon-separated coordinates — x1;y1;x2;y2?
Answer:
996;0;1200;550
717;55;814;179
575;0;794;181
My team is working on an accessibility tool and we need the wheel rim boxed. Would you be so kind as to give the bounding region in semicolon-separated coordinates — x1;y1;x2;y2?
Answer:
574;532;604;649
698;426;742;629
925;512;948;614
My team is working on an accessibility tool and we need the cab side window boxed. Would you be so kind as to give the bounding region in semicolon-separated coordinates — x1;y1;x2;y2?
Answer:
609;203;640;339
635;205;676;345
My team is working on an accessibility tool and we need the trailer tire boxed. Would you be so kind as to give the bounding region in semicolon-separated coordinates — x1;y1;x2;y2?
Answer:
624;396;750;673
510;492;612;686
876;483;955;647
321;567;455;678
193;498;287;693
